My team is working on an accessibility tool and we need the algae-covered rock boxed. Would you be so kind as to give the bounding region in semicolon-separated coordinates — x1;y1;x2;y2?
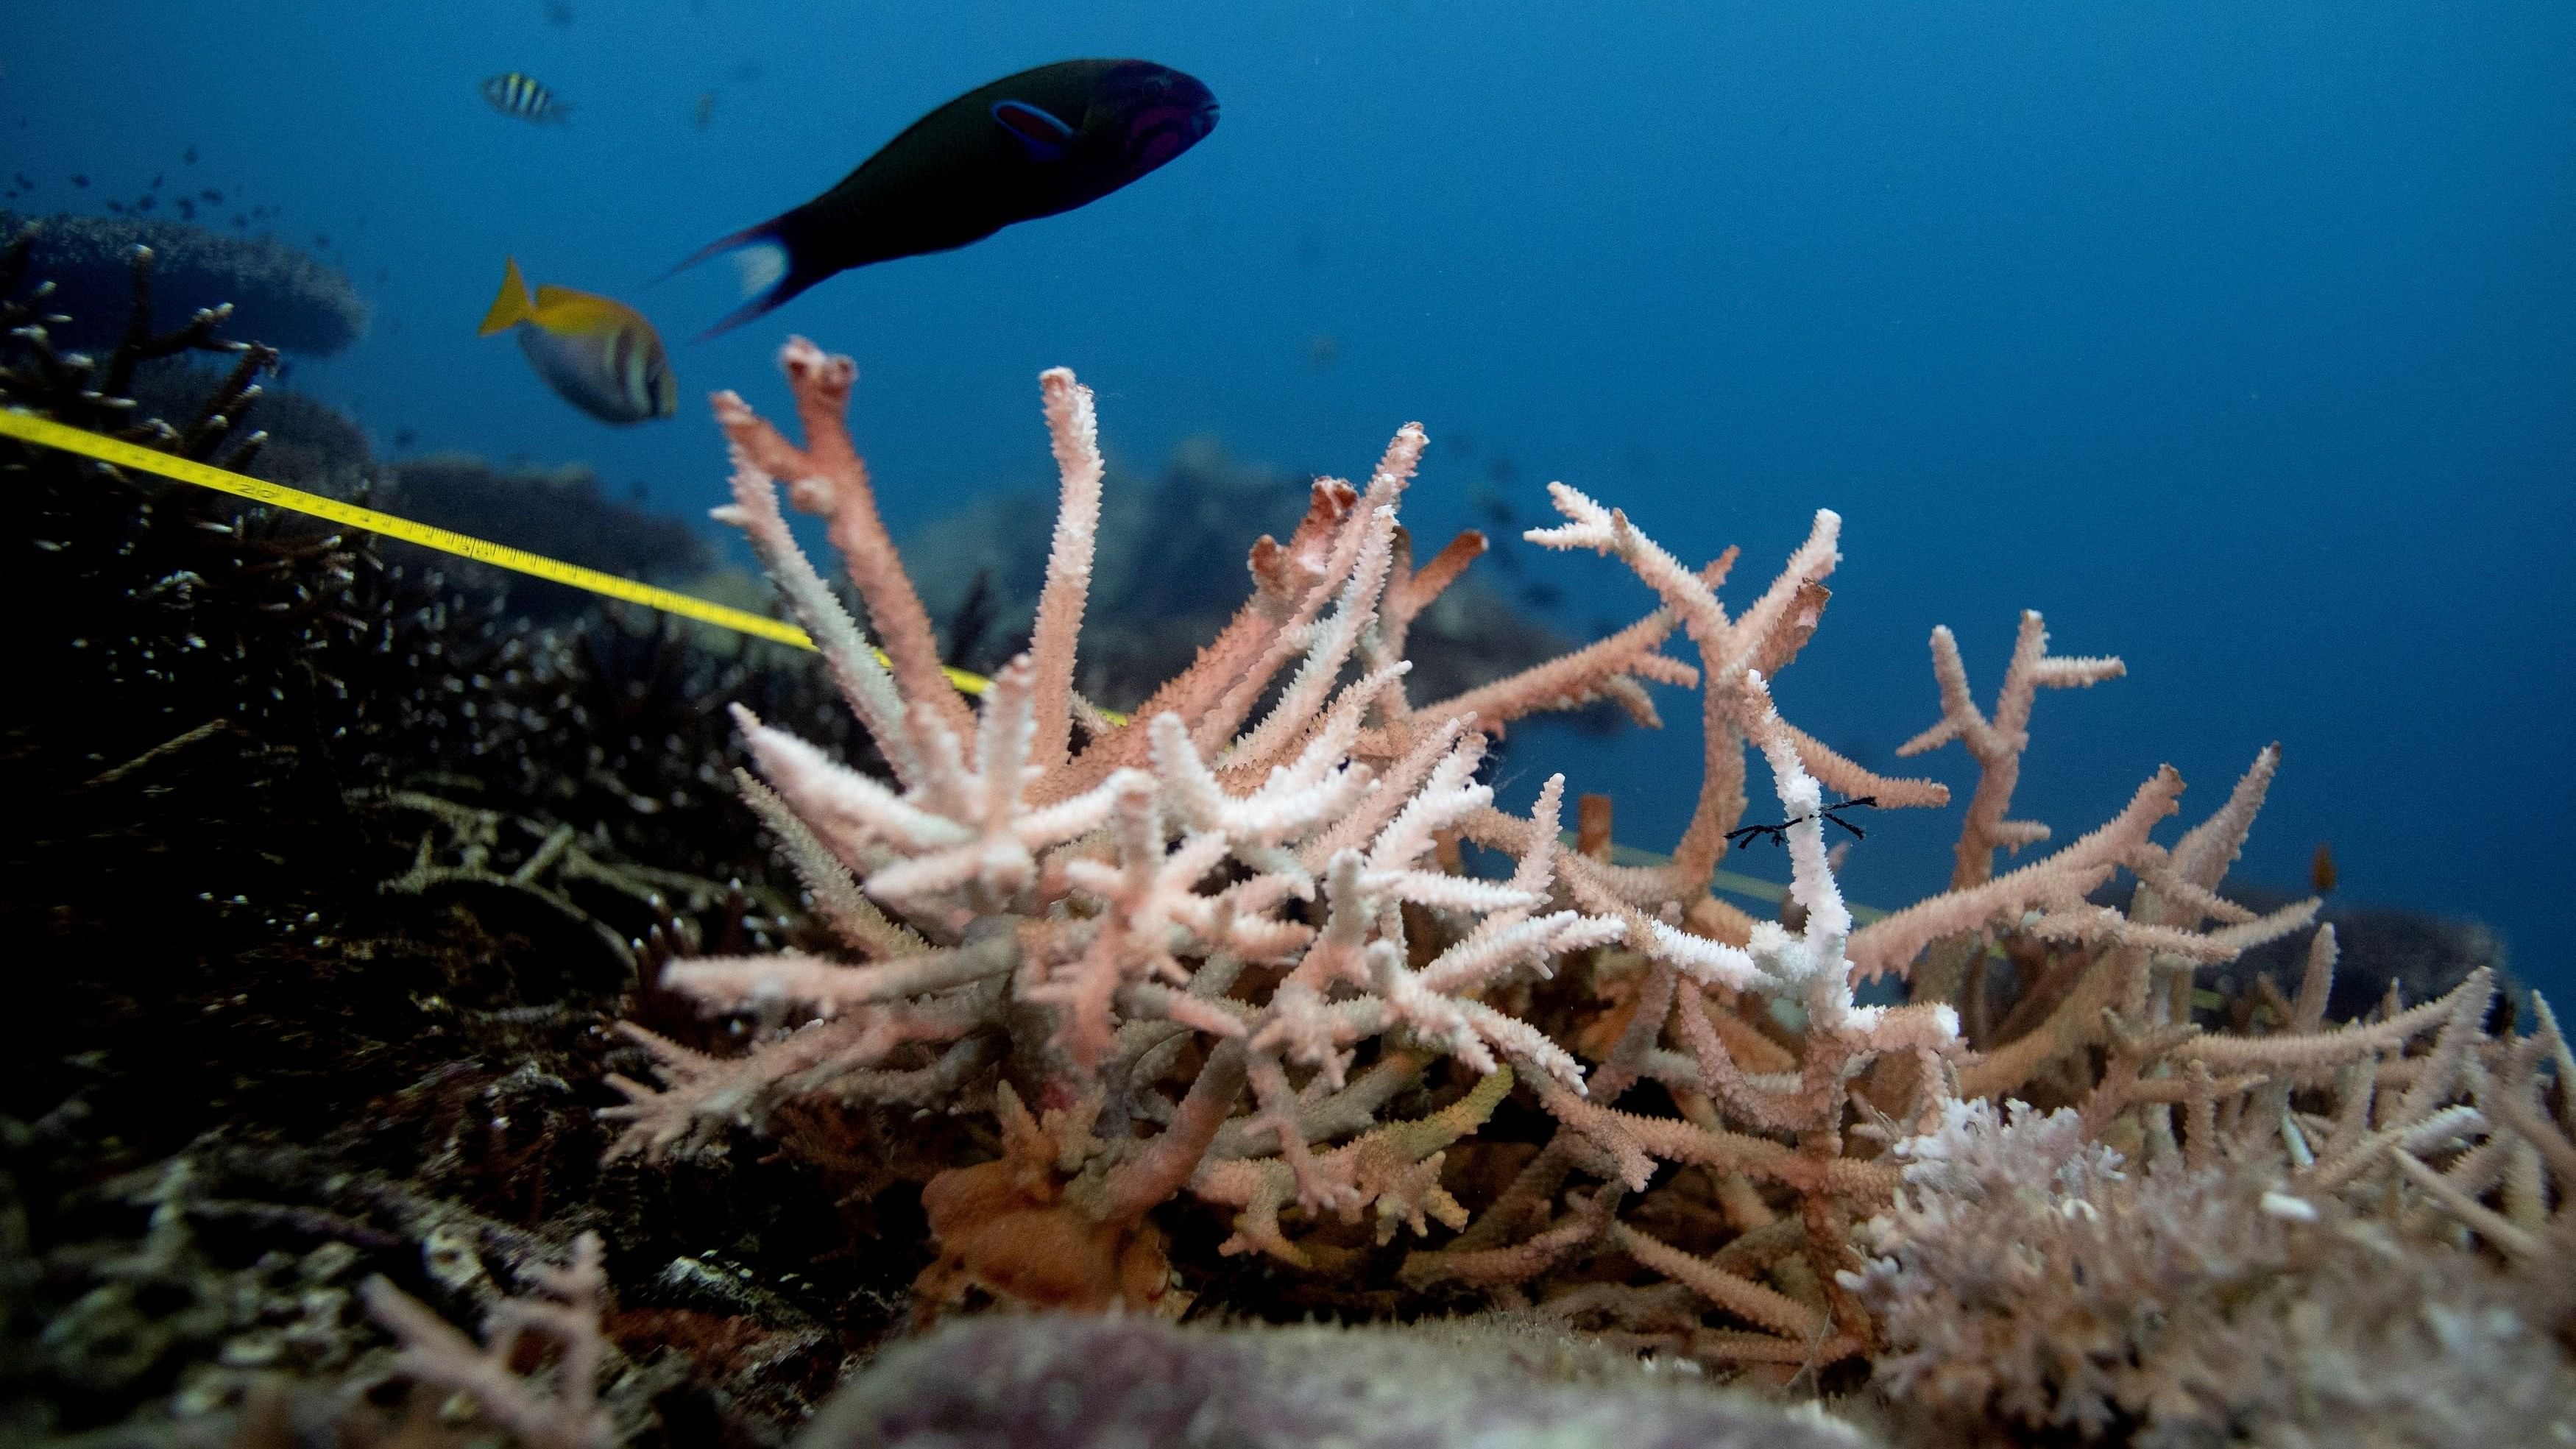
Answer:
796;1314;1880;1449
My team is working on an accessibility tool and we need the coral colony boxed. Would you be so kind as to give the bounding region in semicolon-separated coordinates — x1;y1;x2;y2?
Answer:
344;338;2569;1441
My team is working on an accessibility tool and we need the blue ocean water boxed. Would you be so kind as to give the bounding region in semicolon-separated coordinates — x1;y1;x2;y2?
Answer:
12;2;2570;996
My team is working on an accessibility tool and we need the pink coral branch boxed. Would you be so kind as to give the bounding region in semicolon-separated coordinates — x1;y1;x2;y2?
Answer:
1393;528;1487;620
2135;744;2280;935
1774;718;1950;810
1847;765;2187;979
1896;612;2125;890
1418;606;1696;735
1027;367;1103;772
361;1234;615;1449
1524;495;1851;902
716;338;974;745
1369;526;1487;725
711;454;920;787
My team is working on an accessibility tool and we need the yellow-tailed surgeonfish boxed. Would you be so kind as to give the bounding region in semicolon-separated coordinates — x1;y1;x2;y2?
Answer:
478;258;676;425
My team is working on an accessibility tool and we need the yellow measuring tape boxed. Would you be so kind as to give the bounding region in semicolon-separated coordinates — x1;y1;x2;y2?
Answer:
5;408;1831;914
0;407;997;698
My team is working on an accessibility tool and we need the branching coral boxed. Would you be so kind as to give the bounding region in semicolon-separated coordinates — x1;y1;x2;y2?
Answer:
1393;502;2330;1375
588;336;2569;1443
2;223;278;467
601;339;1680;1311
1846;871;2575;1445
1855;1089;2576;1448
361;1232;617;1449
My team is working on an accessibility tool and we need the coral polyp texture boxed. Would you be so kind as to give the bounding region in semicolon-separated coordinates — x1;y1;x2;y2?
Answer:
590;339;2570;1442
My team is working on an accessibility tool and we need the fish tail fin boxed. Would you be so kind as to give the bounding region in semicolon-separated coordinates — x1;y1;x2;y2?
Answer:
479;256;535;336
666;215;826;337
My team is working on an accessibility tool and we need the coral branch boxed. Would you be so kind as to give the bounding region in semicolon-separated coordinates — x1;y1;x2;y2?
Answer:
715;339;973;743
360;1233;615;1449
1027;366;1103;771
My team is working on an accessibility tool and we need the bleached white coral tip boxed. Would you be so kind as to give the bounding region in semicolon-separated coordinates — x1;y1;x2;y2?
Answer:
2260;1190;2319;1222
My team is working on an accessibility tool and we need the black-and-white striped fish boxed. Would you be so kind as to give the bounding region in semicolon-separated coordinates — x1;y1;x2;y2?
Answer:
481;71;568;124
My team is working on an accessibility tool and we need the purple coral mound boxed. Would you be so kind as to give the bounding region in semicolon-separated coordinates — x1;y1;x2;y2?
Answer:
791;1314;1878;1449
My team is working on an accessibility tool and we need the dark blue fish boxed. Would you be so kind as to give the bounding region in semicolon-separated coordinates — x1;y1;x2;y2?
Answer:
678;58;1217;334
482;71;568;124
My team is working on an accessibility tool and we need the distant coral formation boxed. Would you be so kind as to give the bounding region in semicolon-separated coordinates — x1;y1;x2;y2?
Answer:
383;453;714;619
2210;889;2519;1028
0;210;367;355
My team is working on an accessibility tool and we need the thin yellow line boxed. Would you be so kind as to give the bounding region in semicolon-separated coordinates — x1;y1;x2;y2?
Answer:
0;408;1002;698
10;411;1833;907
